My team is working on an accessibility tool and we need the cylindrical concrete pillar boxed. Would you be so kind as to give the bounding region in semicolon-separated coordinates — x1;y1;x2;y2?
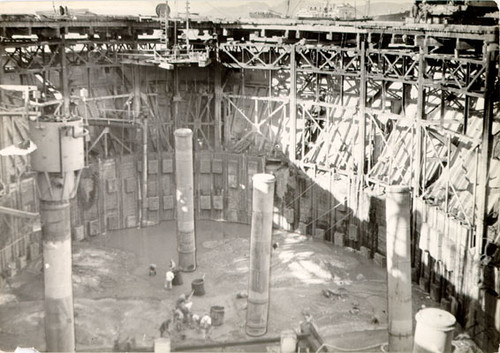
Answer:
174;128;196;272
246;174;275;337
41;200;75;352
413;308;456;353
385;186;413;352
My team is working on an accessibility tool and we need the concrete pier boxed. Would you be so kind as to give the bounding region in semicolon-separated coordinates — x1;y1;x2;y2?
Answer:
30;117;86;352
174;128;196;272
41;200;75;352
385;186;413;352
246;173;275;337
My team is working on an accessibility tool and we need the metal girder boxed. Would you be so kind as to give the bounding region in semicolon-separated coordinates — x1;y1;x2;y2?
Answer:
219;43;291;70
223;93;288;154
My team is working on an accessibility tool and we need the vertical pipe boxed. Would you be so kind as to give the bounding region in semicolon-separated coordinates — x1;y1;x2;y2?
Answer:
41;200;75;352
142;117;148;227
289;45;297;162
246;173;275;337
386;186;413;352
174;128;196;272
60;36;70;116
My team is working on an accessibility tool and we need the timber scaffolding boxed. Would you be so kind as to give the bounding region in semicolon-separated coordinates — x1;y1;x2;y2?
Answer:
0;14;499;350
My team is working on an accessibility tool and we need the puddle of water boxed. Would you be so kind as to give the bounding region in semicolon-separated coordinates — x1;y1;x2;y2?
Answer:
95;220;251;272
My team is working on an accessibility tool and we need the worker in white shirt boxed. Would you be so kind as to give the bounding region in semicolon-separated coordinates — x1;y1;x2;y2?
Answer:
165;270;174;289
200;313;212;339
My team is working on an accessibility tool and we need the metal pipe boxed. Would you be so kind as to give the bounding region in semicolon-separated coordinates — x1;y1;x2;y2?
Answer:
174;128;196;272
141;117;148;227
246;173;275;337
41;200;75;352
174;333;309;351
385;185;413;352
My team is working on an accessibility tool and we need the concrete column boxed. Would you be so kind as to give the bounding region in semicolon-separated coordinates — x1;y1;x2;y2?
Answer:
41;200;75;352
386;186;413;352
246;174;275;337
30;117;85;353
413;308;455;353
174;128;196;272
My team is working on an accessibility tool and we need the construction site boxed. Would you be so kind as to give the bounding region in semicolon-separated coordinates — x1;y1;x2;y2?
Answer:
0;0;499;352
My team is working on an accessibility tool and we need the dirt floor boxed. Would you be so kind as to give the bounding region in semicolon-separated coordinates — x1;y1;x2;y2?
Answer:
0;220;482;352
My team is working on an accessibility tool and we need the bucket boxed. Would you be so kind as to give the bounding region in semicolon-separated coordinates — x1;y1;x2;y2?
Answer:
191;278;205;296
172;269;183;286
210;305;224;326
414;307;456;353
280;329;297;353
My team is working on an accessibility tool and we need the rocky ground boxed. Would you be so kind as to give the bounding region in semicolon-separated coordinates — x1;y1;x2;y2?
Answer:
0;220;482;352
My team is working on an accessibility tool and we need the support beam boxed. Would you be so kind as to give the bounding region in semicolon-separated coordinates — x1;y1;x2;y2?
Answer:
476;44;496;255
174;128;196;272
386;186;413;352
356;40;367;211
214;64;222;150
246;173;275;337
141;117;148;227
60;36;70;116
289;45;297;162
0;206;39;219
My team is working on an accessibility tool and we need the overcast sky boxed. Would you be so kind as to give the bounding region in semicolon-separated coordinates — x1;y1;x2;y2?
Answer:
0;0;406;16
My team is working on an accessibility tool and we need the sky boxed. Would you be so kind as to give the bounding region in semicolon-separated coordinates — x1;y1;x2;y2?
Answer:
0;0;406;16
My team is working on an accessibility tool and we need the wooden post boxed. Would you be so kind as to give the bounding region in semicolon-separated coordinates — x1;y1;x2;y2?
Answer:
142;117;148;227
0;44;4;84
476;44;495;255
214;64;222;150
289;45;297;162
60;35;70;116
356;40;367;222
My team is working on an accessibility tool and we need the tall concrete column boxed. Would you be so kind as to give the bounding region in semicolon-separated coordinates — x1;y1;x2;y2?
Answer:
30;117;86;353
246;174;275;337
174;128;196;272
386;186;413;352
41;200;75;352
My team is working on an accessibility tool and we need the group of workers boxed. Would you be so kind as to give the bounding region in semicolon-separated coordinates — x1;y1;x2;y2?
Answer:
154;260;213;340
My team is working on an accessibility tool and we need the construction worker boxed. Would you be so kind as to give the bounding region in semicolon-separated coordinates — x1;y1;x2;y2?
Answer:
149;264;157;276
177;291;194;325
200;313;212;339
165;270;174;289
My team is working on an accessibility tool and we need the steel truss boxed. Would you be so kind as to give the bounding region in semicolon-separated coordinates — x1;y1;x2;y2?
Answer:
219;25;498;254
0;18;498;253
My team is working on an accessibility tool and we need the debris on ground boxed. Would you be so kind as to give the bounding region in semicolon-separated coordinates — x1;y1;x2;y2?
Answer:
321;288;347;300
236;292;248;299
